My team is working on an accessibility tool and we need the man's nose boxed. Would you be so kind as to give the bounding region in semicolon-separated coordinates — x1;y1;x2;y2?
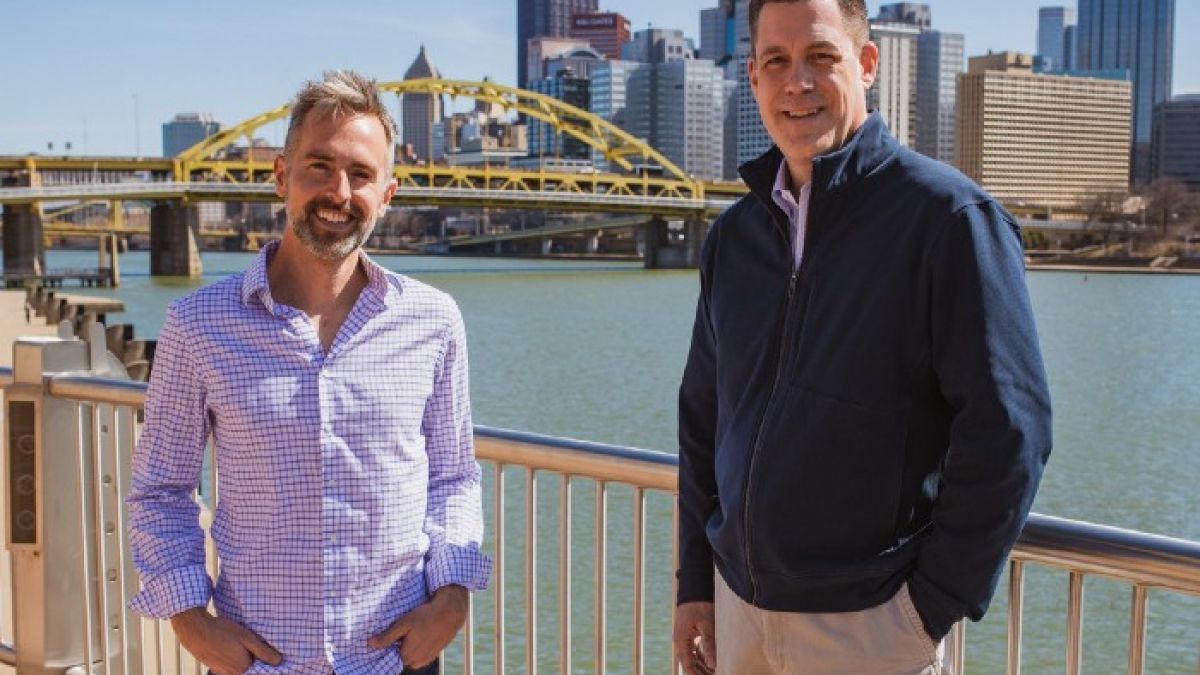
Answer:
784;63;816;94
326;170;352;203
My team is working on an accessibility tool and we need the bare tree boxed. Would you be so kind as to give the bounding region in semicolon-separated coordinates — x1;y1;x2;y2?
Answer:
1138;178;1193;235
1079;190;1131;248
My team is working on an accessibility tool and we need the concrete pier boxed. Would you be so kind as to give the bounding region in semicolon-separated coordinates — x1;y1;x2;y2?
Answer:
150;201;203;277
1;205;45;277
643;216;706;269
1;174;45;276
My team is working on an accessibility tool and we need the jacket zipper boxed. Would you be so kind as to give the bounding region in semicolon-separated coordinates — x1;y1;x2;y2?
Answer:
740;266;801;603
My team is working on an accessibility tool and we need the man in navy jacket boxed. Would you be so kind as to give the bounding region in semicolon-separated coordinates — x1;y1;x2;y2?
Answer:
672;1;1052;673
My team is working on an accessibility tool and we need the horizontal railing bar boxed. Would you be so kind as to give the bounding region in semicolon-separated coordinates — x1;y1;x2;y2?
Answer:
24;373;1200;595
48;374;149;407
475;427;677;492
0;642;15;667
1015;513;1200;595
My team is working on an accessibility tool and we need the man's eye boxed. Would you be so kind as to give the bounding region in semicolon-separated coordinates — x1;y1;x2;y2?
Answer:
812;53;837;63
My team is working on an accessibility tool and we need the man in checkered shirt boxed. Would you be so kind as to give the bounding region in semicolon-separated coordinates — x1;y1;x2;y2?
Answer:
127;71;490;675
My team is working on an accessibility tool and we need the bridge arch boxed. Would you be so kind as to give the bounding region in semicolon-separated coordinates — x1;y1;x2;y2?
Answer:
173;78;698;195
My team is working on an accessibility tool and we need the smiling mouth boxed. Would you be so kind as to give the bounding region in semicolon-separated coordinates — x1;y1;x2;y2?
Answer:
310;205;360;228
783;107;822;119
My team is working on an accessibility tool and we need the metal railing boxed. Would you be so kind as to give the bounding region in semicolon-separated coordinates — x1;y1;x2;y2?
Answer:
0;182;738;216
3;368;1199;674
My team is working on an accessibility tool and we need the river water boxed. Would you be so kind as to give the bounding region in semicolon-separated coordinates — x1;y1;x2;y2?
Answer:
34;249;1200;672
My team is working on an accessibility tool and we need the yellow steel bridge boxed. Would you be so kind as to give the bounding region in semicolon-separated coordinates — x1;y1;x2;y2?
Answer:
0;79;747;225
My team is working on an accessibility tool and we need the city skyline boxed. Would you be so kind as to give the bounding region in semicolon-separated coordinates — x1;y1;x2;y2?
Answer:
1;0;1197;156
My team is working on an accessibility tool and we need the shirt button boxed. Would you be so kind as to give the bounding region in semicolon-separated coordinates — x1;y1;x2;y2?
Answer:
329;535;337;544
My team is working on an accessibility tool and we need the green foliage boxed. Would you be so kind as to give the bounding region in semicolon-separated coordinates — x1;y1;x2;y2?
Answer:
1021;229;1049;250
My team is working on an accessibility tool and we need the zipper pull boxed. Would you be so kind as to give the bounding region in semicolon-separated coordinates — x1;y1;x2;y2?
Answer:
787;271;799;300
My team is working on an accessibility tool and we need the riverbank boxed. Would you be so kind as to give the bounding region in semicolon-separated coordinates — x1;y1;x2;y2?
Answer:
1027;261;1200;274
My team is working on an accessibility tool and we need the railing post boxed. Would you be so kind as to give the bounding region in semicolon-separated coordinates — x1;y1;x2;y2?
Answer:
3;327;134;674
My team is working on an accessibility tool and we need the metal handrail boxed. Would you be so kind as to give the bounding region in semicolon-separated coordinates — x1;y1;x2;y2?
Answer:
47;373;148;408
37;372;1200;594
11;371;1200;675
1016;513;1200;594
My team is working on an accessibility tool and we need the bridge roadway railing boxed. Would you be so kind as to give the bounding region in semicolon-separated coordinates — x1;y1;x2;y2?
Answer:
0;182;738;218
2;365;1198;675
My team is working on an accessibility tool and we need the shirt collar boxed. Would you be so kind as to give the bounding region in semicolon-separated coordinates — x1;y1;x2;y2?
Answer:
240;240;401;313
771;160;794;204
771;159;811;212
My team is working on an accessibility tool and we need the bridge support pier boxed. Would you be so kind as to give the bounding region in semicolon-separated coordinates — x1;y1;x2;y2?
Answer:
98;233;121;287
150;201;203;277
587;230;601;254
542;237;553;256
643;216;706;269
2;204;45;276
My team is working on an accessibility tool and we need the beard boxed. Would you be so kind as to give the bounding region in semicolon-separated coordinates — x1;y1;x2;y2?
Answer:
289;199;376;261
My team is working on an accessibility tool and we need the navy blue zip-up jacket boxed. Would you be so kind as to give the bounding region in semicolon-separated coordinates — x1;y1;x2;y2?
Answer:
676;112;1052;640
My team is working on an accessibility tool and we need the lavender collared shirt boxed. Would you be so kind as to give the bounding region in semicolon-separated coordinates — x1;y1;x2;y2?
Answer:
127;242;490;675
771;158;812;271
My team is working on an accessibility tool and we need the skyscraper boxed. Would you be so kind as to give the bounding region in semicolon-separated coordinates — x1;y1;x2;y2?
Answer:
568;12;631;60
1076;0;1175;184
699;0;751;178
589;60;639;171
529;69;592;160
589;29;728;180
868;20;921;147
401;46;443;163
916;30;963;164
877;2;931;29
699;0;740;63
735;45;772;167
162;113;220;157
517;0;598;90
956;52;1132;211
1151;95;1200;192
867;4;961;163
1037;7;1076;73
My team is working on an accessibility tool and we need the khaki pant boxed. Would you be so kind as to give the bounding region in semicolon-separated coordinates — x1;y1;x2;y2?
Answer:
714;571;950;675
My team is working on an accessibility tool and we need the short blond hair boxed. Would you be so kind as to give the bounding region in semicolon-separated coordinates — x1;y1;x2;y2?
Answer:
284;70;395;163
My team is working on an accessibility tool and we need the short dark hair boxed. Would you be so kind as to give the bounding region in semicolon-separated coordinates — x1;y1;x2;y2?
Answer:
748;0;870;56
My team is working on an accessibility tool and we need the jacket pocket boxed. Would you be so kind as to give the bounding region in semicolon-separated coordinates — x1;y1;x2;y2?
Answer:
751;385;908;572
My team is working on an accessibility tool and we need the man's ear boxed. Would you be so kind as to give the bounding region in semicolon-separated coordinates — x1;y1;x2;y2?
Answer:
378;178;398;218
273;154;288;199
859;41;880;88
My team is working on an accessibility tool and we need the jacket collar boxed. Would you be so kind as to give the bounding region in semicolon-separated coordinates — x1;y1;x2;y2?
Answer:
738;111;898;207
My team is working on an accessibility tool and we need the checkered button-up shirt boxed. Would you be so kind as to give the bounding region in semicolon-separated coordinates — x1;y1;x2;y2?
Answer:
127;242;491;675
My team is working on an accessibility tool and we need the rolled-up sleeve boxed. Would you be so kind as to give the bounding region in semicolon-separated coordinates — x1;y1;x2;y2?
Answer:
126;301;213;618
421;304;491;593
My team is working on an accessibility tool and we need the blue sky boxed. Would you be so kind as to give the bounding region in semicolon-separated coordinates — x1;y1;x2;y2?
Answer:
2;0;1196;156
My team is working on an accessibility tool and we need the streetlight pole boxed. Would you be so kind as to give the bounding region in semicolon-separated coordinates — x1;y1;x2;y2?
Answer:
132;93;141;158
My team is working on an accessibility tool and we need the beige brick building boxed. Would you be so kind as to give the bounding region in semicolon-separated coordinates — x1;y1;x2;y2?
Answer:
955;52;1132;214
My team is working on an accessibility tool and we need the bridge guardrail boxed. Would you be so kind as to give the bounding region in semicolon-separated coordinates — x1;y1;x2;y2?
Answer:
0;181;738;215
